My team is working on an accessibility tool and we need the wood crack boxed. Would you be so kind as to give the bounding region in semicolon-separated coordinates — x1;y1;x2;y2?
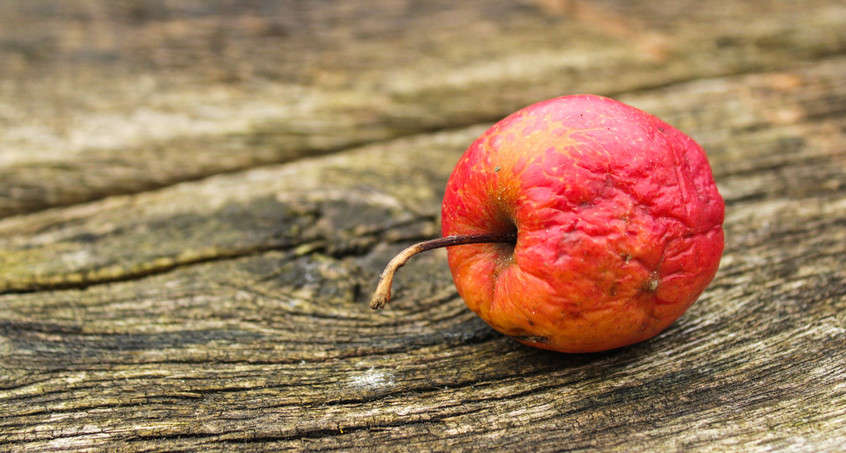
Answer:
0;213;441;296
0;241;311;295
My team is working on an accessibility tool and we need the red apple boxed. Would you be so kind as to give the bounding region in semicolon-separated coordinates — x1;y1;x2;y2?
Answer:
372;94;724;353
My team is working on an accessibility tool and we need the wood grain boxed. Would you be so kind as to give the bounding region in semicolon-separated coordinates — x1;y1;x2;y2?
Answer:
1;0;845;451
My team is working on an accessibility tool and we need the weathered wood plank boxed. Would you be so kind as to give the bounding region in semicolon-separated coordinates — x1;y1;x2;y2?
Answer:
3;56;845;294
2;0;845;218
1;47;845;451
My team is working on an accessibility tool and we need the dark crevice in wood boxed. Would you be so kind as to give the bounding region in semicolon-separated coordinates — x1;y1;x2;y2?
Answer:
119;405;491;445
610;50;846;98
0;125;457;222
0;214;441;296
0;241;307;296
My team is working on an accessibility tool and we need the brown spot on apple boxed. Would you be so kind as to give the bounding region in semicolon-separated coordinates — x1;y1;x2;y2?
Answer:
644;273;660;293
511;335;551;344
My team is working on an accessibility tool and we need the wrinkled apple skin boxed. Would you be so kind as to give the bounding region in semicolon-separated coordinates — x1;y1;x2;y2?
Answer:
441;95;724;353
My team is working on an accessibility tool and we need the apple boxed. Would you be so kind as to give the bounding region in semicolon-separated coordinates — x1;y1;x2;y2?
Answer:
371;94;724;353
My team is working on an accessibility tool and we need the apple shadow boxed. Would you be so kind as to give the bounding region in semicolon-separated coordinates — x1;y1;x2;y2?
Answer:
490;330;668;375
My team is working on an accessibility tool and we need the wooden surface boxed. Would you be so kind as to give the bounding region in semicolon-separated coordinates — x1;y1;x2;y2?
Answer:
1;1;845;451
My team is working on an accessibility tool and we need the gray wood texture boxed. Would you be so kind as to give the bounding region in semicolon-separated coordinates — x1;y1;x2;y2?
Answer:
1;1;844;451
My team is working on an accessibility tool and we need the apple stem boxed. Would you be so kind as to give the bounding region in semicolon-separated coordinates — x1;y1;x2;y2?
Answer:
370;231;517;310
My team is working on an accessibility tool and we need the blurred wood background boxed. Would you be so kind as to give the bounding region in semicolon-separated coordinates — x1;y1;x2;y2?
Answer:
1;1;844;451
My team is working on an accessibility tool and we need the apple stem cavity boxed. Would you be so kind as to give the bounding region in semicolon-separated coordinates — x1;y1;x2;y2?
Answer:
370;231;518;310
